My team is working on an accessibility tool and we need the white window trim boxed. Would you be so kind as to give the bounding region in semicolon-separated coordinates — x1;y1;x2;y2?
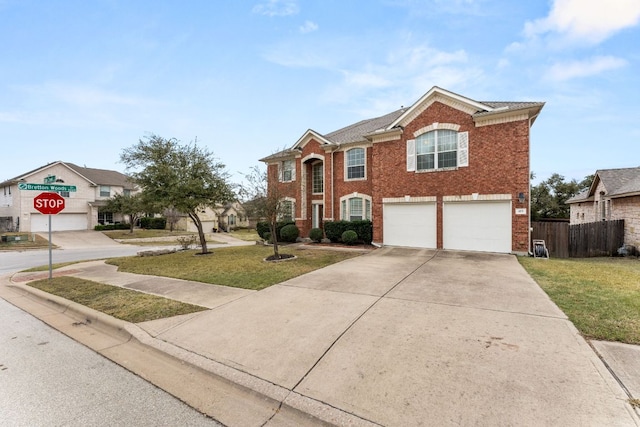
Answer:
407;130;468;172
344;146;367;181
278;197;296;221
279;159;296;182
339;193;372;221
312;161;324;195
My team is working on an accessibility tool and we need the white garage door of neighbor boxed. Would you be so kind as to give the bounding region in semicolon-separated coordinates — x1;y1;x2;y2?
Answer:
443;201;512;253
31;214;88;232
383;203;436;248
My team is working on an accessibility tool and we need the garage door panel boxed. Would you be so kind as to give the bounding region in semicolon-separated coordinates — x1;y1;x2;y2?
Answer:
443;201;511;253
383;203;436;249
31;214;88;232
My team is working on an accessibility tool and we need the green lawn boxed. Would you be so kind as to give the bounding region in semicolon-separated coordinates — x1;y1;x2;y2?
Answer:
107;245;362;290
519;257;640;345
28;276;206;323
102;229;195;239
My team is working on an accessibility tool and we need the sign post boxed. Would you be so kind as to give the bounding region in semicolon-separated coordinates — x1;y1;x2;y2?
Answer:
33;192;66;280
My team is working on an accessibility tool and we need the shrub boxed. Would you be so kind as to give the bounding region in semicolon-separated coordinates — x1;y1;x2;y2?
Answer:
94;223;130;231
280;224;300;243
309;228;324;243
324;220;372;244
263;232;272;243
256;221;295;240
176;235;197;250
341;230;358;245
140;217;166;230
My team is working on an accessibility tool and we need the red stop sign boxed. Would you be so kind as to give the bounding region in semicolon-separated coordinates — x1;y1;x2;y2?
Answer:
34;192;65;215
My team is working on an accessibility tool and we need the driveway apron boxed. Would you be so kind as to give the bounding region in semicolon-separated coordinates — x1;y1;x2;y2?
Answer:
145;248;637;426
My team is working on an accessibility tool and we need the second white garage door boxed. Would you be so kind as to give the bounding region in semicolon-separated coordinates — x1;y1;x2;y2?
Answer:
383;203;436;248
443;201;512;253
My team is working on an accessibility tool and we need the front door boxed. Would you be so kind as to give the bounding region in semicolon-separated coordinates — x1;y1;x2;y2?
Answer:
312;203;324;229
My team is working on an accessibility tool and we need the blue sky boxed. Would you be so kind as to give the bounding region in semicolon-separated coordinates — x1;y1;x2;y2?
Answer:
1;0;639;185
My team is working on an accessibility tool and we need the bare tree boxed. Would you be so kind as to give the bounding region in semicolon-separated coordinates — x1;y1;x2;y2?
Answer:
240;165;288;260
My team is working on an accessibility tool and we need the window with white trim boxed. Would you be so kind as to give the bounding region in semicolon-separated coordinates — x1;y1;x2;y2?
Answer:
279;199;295;221
346;148;365;180
407;130;468;172
340;194;372;221
312;162;323;194
280;160;295;182
100;186;110;197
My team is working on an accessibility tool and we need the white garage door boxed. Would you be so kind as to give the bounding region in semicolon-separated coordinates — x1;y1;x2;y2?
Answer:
31;214;88;232
383;203;436;248
443;201;511;253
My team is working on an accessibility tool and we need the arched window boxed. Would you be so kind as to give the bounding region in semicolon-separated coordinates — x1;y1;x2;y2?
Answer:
340;193;372;221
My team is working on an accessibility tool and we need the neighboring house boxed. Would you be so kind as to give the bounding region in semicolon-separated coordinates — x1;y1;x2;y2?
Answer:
260;86;544;254
0;161;138;232
567;167;640;248
177;201;249;233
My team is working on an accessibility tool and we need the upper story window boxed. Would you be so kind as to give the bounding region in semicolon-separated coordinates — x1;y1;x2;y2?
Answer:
346;148;365;180
280;160;295;182
123;189;131;197
100;186;111;197
59;191;70;198
312;162;323;194
407;128;468;172
417;129;457;170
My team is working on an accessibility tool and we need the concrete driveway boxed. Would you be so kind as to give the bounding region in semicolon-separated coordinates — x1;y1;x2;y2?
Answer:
42;230;124;248
142;247;637;426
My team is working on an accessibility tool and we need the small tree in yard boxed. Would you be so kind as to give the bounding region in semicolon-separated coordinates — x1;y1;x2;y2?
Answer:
163;206;181;232
104;192;146;234
241;165;290;260
120;134;235;255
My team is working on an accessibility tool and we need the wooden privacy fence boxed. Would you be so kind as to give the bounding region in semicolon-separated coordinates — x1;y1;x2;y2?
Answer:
531;219;625;258
569;219;625;258
531;221;569;258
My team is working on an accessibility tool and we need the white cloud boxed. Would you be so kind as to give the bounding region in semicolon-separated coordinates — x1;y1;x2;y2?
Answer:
546;55;627;81
252;0;299;17
299;20;318;33
525;0;640;44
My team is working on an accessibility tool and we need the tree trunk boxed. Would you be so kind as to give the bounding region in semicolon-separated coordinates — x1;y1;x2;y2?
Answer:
189;212;209;254
269;221;279;259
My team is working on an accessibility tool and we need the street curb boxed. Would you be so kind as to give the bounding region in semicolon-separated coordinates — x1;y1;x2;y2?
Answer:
0;276;378;427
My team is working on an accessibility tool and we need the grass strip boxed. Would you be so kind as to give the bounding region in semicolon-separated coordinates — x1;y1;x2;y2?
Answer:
28;276;207;323
519;257;640;345
107;245;362;290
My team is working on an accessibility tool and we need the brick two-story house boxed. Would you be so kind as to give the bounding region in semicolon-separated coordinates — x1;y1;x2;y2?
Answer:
260;87;544;254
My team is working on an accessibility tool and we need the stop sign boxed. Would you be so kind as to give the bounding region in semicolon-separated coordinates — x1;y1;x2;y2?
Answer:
34;192;65;215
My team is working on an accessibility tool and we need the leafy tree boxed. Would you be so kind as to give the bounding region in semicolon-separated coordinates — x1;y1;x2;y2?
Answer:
240;165;288;260
530;172;593;220
104;192;146;234
120;134;235;254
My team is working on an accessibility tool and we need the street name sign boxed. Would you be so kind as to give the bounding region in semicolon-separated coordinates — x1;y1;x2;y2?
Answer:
18;183;77;192
34;192;66;215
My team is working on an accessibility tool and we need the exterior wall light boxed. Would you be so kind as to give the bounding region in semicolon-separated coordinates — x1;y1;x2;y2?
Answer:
518;192;526;203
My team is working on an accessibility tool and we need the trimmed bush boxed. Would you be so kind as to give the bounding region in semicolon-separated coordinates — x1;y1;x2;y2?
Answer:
309;227;324;243
324;220;372;244
94;223;130;231
341;230;358;245
140;217;167;230
256;221;295;240
263;231;272;243
280;224;300;243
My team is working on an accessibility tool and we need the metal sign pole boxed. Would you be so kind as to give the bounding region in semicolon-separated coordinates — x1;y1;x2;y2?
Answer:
48;214;52;281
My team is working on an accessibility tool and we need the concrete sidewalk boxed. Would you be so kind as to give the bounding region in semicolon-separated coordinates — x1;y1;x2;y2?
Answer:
2;248;639;426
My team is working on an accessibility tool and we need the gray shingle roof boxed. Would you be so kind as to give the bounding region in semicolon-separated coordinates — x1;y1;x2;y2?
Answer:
324;108;407;144
0;161;136;189
597;167;640;197
473;101;546;117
